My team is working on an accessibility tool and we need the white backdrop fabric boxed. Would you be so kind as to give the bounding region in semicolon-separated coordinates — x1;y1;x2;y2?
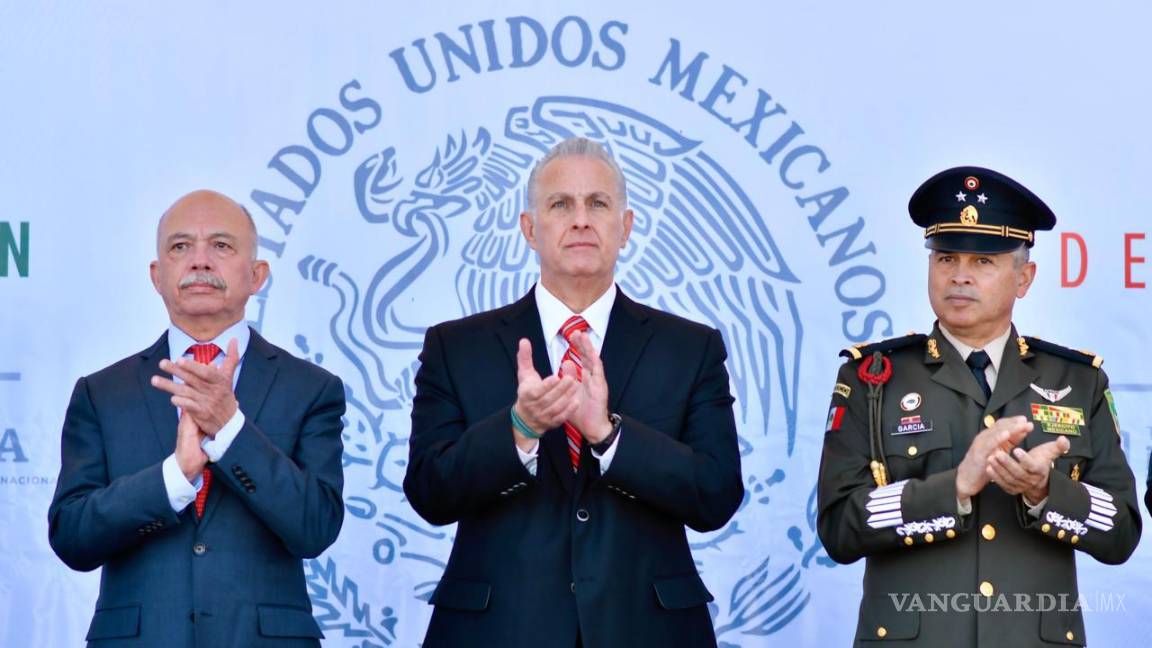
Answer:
2;2;1150;646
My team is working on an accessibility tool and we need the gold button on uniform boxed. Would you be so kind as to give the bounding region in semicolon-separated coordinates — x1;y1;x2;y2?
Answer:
980;581;994;597
1042;523;1052;533
924;533;934;543
984;415;996;428
1057;530;1066;540
981;524;996;541
1071;535;1079;544
946;529;956;539
904;537;914;546
907;445;918;457
877;626;888;638
1066;631;1074;641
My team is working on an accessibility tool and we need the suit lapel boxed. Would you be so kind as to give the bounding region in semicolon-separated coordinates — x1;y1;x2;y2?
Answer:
928;325;990;407
600;290;653;412
575;290;652;494
202;328;280;526
138;332;177;457
497;290;552;378
234;329;279;422
495;289;577;493
986;327;1038;415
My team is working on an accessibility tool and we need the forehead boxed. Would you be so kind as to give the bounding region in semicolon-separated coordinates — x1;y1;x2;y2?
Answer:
159;197;250;239
535;155;621;196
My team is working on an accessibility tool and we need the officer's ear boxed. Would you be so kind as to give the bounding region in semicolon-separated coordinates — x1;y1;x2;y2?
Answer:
1015;260;1037;298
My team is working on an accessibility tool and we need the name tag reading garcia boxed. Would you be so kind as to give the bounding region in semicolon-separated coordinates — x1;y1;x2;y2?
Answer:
893;415;933;435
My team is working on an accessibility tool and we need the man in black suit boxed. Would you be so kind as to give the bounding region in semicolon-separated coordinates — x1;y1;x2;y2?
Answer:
404;137;743;647
49;190;345;647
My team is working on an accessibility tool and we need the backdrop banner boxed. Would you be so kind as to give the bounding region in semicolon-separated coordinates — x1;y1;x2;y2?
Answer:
2;2;1149;645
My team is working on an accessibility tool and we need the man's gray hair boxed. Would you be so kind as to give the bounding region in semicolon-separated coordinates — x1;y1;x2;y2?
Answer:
1011;244;1030;267
525;137;628;212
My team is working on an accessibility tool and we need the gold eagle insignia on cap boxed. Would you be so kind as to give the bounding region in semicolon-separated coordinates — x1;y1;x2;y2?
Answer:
960;205;979;225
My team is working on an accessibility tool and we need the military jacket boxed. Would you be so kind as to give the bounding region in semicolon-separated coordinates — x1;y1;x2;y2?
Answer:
817;324;1141;647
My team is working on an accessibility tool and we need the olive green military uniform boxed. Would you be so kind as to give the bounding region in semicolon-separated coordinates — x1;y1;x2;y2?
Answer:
817;325;1141;646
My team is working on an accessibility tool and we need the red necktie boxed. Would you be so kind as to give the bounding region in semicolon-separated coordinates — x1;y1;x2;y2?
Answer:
558;316;590;471
187;343;221;517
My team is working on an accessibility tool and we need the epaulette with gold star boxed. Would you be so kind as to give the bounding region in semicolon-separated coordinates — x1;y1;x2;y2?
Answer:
1022;336;1103;368
839;333;927;361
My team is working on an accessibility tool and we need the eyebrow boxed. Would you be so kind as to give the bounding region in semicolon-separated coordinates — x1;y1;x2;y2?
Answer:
542;191;615;204
164;231;240;244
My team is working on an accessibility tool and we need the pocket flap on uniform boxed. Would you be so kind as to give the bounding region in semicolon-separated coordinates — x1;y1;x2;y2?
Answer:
86;605;141;640
653;574;714;610
256;605;324;638
856;595;919;642
1039;609;1086;645
430;578;492;611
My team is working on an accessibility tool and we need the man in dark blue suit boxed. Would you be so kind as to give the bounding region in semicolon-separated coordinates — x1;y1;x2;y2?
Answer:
404;138;744;647
49;190;345;647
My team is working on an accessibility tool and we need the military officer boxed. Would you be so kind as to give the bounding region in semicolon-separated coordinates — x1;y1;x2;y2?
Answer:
817;166;1141;647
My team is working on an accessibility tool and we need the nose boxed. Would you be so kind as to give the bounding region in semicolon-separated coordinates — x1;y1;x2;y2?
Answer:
189;241;214;270
570;204;591;229
948;263;973;285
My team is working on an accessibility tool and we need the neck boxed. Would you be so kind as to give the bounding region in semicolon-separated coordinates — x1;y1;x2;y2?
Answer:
539;275;613;313
941;321;1010;351
173;315;243;343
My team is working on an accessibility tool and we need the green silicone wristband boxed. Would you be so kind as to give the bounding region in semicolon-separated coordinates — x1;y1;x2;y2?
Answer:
510;406;543;440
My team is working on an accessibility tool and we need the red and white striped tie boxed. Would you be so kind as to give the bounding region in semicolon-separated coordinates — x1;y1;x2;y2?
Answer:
558;316;590;471
187;343;221;517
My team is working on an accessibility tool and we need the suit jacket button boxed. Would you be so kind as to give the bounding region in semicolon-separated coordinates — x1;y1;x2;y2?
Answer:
193;543;207;556
576;509;590;522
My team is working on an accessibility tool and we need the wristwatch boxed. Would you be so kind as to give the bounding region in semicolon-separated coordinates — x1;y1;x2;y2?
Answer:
590;412;623;454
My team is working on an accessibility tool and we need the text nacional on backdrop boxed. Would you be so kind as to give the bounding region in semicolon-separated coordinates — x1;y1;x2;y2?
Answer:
242;14;891;645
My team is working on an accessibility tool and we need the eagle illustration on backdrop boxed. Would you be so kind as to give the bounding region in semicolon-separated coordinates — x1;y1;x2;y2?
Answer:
297;96;815;639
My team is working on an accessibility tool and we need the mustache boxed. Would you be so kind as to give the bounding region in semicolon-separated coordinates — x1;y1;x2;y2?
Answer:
179;272;227;290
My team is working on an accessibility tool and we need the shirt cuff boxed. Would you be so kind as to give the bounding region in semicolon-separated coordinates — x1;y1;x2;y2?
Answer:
162;453;202;512
957;497;973;517
201;409;245;463
1023;496;1048;517
516;439;539;477
590;429;622;474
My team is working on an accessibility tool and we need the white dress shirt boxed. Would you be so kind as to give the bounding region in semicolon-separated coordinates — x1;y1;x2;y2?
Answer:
160;319;249;512
516;282;620;476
